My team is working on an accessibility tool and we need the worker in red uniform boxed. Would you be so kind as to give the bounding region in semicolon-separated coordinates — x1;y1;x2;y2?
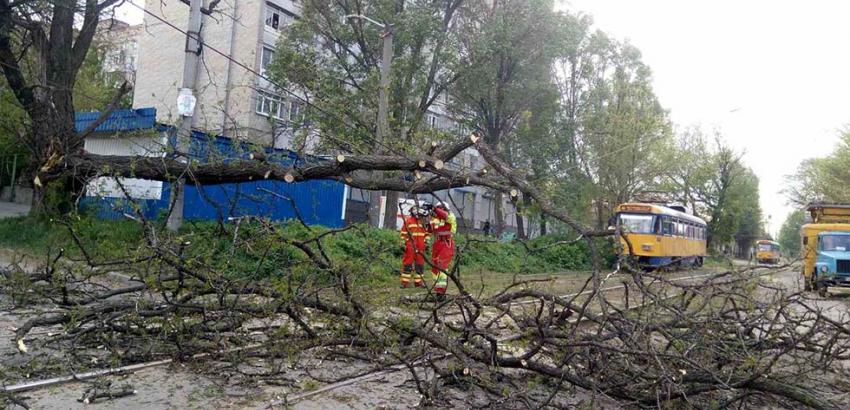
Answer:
429;203;456;300
400;205;430;288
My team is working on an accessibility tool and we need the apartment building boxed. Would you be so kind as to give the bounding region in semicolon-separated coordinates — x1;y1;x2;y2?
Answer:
132;0;302;148
129;0;526;234
96;18;142;83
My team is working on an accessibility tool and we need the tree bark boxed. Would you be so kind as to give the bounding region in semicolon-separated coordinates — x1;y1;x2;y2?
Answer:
517;192;531;239
30;184;47;216
515;195;526;240
540;213;547;236
595;200;605;231
493;191;504;236
368;190;382;227
382;190;400;229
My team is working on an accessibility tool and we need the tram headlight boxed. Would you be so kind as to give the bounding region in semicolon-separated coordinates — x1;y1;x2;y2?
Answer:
819;265;828;273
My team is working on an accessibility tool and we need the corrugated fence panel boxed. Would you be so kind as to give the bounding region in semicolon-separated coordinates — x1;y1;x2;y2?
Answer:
183;179;344;228
80;182;173;221
77;108;345;227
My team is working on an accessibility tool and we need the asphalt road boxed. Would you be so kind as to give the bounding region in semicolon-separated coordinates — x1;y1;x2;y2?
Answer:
768;266;850;321
6;266;848;409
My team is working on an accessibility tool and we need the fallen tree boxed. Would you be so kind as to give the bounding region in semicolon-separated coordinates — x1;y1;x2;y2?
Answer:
3;139;849;409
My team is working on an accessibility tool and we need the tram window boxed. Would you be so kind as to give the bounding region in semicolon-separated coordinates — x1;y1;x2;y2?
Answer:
618;213;656;234
662;218;674;235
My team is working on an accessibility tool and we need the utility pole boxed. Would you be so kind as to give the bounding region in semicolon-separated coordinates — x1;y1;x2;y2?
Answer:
377;24;393;144
167;0;204;231
345;15;394;229
377;24;401;230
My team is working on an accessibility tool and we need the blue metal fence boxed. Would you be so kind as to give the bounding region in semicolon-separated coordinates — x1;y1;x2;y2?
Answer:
77;108;346;228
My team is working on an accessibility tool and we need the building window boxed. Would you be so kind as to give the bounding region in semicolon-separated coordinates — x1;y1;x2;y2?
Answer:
256;90;284;119
256;90;304;123
261;46;274;73
289;100;303;122
426;114;437;129
265;2;294;31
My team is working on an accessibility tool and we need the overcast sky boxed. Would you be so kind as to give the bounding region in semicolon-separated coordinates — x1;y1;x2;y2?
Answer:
563;0;850;236
118;1;850;235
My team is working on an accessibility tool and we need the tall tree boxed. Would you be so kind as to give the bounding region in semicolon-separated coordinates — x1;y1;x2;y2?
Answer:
729;168;763;257
679;137;762;252
574;41;672;228
0;0;130;215
663;126;712;216
785;130;850;205
269;0;464;228
778;209;805;258
449;0;562;235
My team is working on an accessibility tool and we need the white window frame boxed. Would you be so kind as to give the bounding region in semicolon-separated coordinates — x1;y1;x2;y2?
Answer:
256;90;286;120
265;2;294;32
260;45;275;74
256;90;304;123
426;114;437;128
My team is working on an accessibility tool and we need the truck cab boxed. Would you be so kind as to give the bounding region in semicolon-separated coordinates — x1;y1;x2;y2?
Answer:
811;232;850;296
801;204;850;296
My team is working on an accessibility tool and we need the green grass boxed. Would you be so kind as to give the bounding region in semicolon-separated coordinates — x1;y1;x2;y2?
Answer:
0;216;613;291
0;217;63;251
0;216;145;260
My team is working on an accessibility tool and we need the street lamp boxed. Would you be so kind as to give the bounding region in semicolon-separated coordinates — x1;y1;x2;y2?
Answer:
343;14;396;228
343;14;393;144
343;14;386;29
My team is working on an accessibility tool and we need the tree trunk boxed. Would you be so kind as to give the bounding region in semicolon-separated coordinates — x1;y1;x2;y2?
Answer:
518;192;531;239
368;190;383;228
515;194;528;240
493;191;505;236
27;97;77;217
515;210;525;240
382;190;400;229
29;183;47;217
595;200;605;231
540;214;547;236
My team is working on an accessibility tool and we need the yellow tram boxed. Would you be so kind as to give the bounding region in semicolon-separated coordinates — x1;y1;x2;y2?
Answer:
614;203;708;269
755;240;781;264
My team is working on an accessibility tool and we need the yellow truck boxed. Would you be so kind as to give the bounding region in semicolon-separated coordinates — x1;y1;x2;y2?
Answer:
801;203;850;296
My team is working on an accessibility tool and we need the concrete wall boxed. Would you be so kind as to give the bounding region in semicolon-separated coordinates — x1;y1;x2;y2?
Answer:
134;0;286;146
0;186;32;205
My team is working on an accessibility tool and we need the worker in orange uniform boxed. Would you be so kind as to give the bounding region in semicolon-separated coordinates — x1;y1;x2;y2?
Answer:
429;203;456;301
400;205;430;288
